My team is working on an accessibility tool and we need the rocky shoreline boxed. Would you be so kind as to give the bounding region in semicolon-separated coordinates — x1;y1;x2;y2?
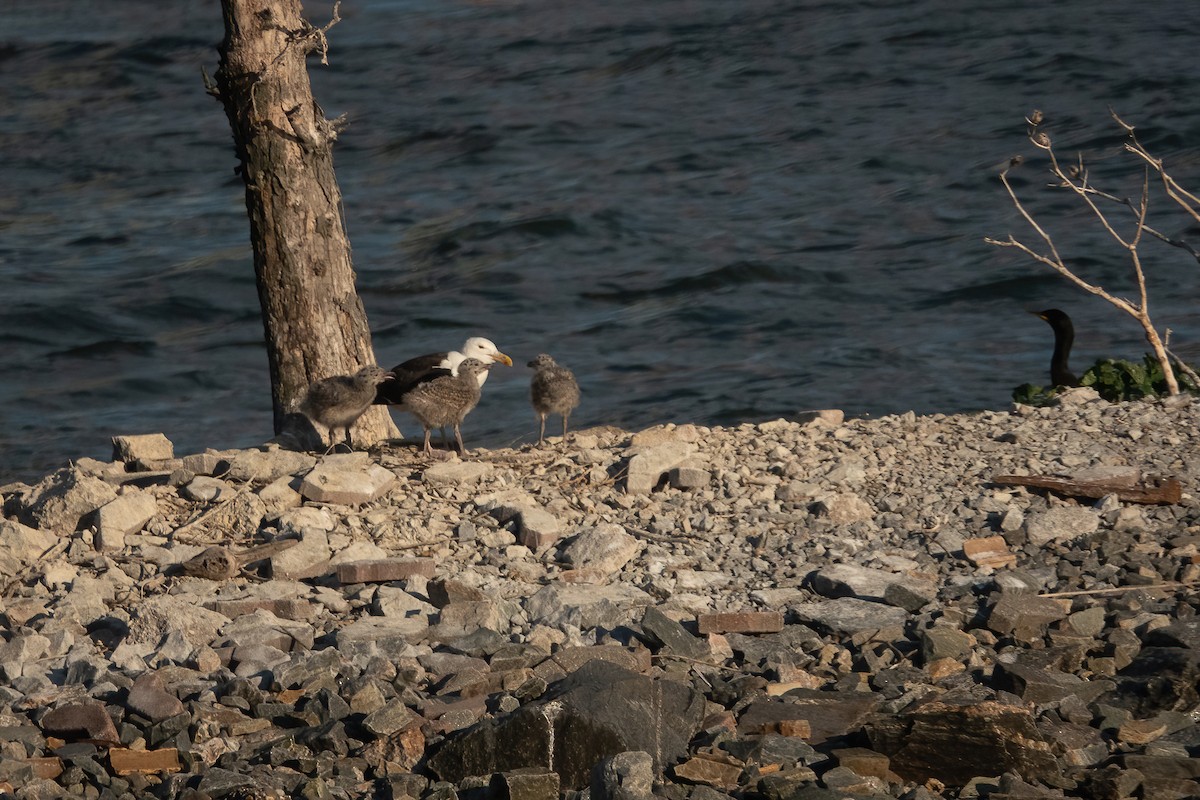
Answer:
1;388;1199;800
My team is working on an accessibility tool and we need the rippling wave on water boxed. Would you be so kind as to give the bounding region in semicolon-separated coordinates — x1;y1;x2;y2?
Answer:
3;0;1200;482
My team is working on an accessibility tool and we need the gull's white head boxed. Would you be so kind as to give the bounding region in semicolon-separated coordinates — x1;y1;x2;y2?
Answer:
443;337;512;386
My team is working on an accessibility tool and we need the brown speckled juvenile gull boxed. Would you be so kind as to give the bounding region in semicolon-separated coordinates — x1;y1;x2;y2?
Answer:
402;358;490;455
528;353;580;445
298;365;394;452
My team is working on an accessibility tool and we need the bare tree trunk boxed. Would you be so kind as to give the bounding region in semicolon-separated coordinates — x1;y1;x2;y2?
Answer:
212;0;397;444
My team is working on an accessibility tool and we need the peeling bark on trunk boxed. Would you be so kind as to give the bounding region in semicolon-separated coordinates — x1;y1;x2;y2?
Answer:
213;0;397;445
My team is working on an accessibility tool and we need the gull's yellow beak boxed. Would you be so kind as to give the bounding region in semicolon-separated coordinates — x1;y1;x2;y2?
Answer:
492;351;513;367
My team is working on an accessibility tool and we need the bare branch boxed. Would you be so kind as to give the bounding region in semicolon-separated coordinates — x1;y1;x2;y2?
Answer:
987;111;1184;395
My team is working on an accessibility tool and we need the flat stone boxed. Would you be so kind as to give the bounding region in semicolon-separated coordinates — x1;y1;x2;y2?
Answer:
1145;618;1200;649
125;595;231;650
833;747;890;780
518;506;563;550
525;583;654;630
790;598;908;635
225;447;316;483
810;564;897;601
204;597;316;622
362;698;421;737
921;627;973;663
256;474;303;514
739;691;880;744
993;661;1099;705
299;454;395;504
179;450;233;476
112;433;174;463
790;409;845;427
629;424;704;447
987;594;1069;641
180;476;233;503
423;461;494;486
1118;717;1169;745
883;578;938;612
551;645;652;676
375;585;438;620
669;463;710;490
673;754;743;789
427;578;487;608
335;617;424;664
1066;606;1107;638
1024;506;1100;548
428;660;706;790
432;599;519;639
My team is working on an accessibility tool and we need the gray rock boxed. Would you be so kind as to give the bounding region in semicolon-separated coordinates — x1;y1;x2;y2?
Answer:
270;526;332;580
112;433;174;463
225;447;316;483
125;595;230;650
40;701;120;744
424;461;494;486
639;607;709;660
363;699;421;737
94;491;158;550
592;751;655;800
809;564;897;601
1024;506;1099;548
428;660;706;789
790;598;908;635
180;475;233;502
299;454;396;504
0;519;58;576
987;594;1068;640
668;463;710;490
811;493;874;525
883;578;938;612
920;626;973;663
626;442;696;494
525;583;654;630
126;672;186;722
335;618;423;665
560;524;641;576
20;467;118;534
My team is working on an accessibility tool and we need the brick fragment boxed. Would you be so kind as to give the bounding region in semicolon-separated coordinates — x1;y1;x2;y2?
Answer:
336;558;437;584
26;757;63;780
696;611;784;635
109;747;182;776
962;535;1017;569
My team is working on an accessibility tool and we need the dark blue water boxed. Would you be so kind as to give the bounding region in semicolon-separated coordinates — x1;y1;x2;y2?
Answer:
3;0;1200;483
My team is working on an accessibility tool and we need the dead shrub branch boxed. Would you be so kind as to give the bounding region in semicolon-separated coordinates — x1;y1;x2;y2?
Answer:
985;110;1188;395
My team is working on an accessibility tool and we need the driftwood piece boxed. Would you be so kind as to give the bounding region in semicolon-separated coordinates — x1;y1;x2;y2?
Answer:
991;473;1181;505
